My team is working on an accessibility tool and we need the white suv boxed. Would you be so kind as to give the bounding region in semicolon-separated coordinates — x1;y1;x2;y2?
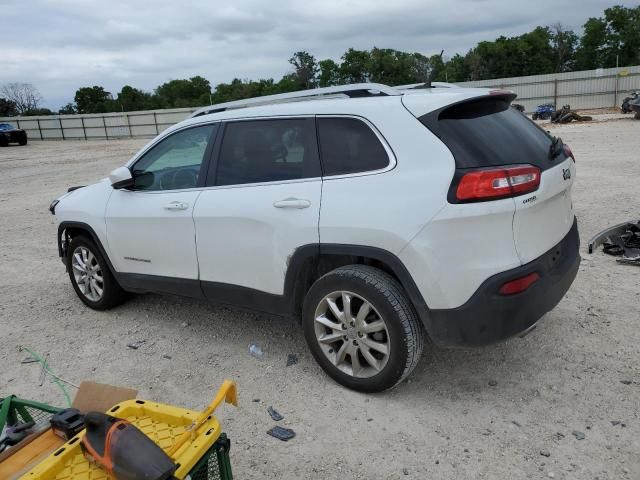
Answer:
50;83;580;392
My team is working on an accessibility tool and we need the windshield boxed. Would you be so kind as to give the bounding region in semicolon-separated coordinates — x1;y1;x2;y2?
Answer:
0;123;15;131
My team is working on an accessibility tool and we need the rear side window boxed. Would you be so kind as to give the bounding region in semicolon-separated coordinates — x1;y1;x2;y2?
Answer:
214;118;320;186
420;98;554;169
317;117;389;176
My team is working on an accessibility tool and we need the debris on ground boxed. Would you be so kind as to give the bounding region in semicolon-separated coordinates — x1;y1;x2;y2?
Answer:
20;356;39;364
551;105;593;123
162;354;172;359
572;431;585;440
267;406;283;421
588;220;640;267
127;340;146;350
602;222;640;265
267;426;295;442
18;346;75;406
286;354;298;366
488;380;498;387
180;321;189;328
249;343;264;359
540;449;551;457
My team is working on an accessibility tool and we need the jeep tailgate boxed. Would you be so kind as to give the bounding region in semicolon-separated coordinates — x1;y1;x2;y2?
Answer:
512;157;576;263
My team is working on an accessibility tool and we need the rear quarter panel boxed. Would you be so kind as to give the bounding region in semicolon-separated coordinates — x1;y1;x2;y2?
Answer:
318;103;454;255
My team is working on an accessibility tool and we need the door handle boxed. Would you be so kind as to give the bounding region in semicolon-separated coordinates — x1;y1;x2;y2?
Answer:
273;198;311;209
164;201;189;211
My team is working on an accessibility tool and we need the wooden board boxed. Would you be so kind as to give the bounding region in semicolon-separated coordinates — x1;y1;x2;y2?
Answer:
72;381;137;414
0;429;65;480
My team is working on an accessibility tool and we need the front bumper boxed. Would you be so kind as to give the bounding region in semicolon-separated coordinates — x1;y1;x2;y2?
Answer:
427;218;580;346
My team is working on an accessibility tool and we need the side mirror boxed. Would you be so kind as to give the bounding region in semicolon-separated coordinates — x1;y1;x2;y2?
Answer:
109;166;134;189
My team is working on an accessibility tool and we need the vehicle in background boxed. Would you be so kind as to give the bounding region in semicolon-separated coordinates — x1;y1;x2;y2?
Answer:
0;123;28;146
628;95;640;119
49;83;580;392
532;103;555;120
511;103;525;112
621;91;638;114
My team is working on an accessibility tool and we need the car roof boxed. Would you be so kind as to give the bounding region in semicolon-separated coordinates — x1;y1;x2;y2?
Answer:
171;85;495;133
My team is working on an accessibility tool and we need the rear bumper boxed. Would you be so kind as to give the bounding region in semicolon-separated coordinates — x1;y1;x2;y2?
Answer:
427;218;580;346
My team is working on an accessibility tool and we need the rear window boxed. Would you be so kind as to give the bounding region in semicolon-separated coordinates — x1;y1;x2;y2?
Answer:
420;98;554;169
214;118;320;186
317;117;389;176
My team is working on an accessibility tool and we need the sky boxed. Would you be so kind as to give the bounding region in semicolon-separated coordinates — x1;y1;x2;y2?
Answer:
1;0;636;110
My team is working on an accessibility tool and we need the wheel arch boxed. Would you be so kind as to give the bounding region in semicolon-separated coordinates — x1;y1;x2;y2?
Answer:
57;221;117;276
284;244;432;330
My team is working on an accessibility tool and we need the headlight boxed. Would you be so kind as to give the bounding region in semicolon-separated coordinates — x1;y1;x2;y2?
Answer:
49;199;60;215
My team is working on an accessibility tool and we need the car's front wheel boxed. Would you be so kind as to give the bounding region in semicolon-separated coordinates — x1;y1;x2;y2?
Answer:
67;235;126;310
302;265;424;392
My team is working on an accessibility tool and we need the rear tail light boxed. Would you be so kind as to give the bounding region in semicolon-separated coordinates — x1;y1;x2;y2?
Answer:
498;272;540;295
563;144;575;162
456;165;541;202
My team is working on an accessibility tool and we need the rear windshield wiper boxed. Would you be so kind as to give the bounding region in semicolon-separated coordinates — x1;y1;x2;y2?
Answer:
549;136;564;160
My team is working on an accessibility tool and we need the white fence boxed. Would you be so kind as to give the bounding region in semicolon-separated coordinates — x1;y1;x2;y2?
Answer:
0;107;199;141
1;65;639;141
457;65;640;112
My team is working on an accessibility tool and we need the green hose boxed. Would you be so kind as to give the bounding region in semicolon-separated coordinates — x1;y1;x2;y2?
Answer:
21;346;73;407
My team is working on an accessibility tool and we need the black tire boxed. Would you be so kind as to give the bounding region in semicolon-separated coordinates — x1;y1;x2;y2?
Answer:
18;136;27;146
67;235;126;310
302;265;424;392
532;113;538;120
0;137;7;147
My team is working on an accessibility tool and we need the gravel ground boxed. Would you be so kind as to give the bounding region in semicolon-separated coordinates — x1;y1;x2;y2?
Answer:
1;114;639;479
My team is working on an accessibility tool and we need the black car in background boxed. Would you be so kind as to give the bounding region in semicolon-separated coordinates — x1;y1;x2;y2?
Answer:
0;123;28;146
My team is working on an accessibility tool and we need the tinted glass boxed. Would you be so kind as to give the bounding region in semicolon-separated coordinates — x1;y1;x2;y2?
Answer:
317;117;389;176
0;124;14;130
421;98;554;169
215;118;320;186
131;124;215;191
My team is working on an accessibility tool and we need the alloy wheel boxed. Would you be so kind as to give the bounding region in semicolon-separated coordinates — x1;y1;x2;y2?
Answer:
313;290;390;378
71;246;104;302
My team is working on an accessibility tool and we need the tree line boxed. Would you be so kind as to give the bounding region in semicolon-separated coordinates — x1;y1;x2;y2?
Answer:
1;5;638;117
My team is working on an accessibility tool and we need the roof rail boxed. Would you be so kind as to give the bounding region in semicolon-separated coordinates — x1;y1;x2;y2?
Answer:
393;82;460;90
190;83;400;118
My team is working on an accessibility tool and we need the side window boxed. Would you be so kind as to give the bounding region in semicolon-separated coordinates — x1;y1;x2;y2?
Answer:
317;117;389;176
131;124;216;191
215;118;320;186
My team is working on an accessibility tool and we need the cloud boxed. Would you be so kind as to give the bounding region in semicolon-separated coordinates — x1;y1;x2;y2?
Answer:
0;0;635;109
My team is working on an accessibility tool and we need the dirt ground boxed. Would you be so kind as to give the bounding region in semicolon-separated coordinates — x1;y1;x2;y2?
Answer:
1;114;639;479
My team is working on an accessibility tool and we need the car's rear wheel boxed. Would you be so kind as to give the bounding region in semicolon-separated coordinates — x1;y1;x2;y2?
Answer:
18;136;27;146
302;265;424;392
67;235;126;310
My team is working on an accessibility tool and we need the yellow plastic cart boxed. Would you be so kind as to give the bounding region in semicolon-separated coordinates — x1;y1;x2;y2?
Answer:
20;380;237;480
